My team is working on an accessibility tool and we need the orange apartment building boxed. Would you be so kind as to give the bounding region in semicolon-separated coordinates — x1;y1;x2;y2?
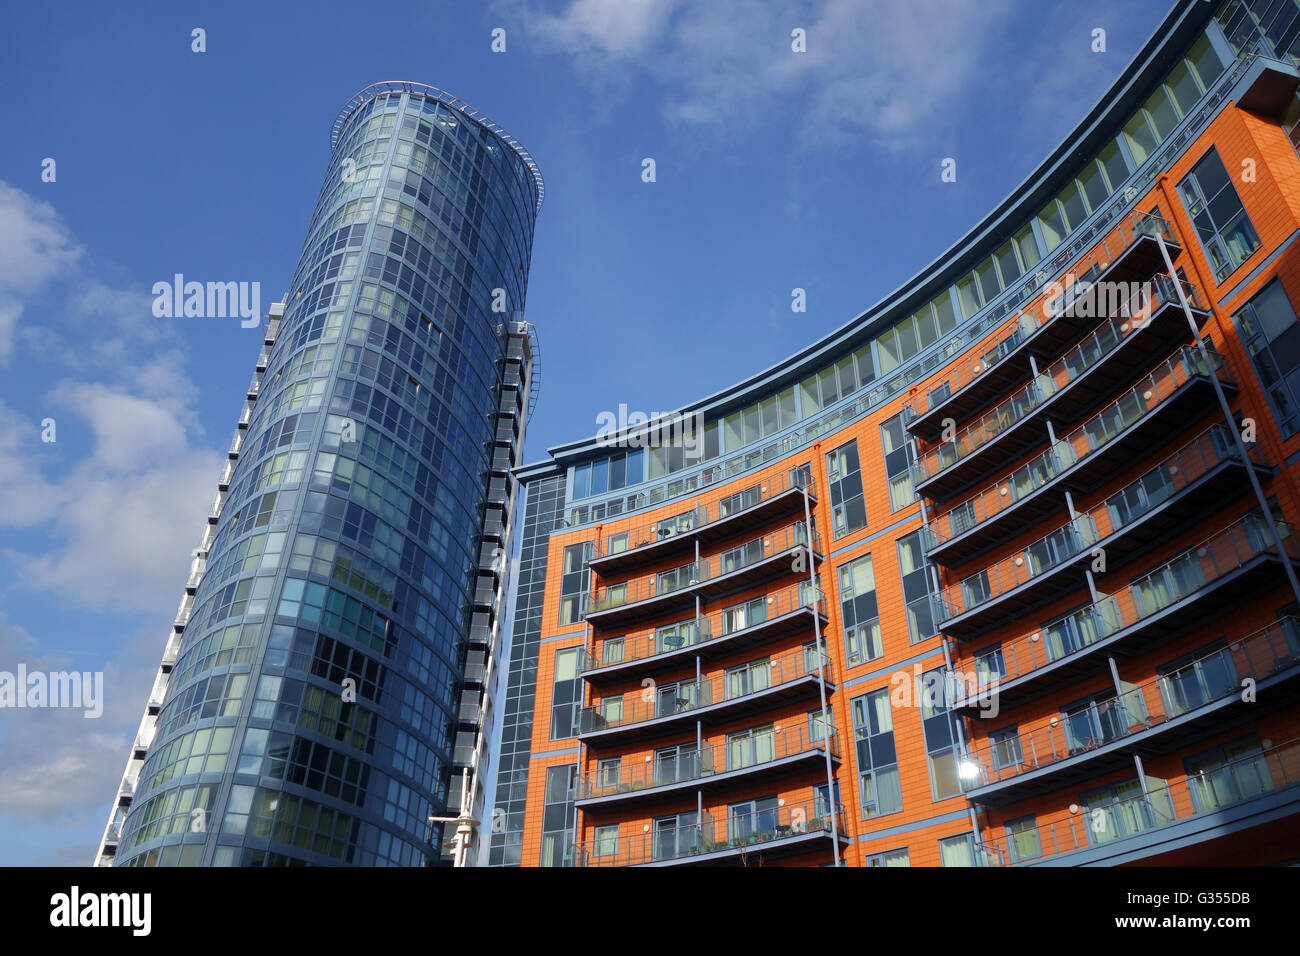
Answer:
486;0;1300;867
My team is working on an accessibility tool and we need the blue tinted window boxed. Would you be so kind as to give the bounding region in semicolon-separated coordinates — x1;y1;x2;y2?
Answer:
572;463;591;499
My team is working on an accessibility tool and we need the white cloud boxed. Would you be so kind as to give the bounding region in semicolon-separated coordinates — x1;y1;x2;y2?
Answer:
0;182;222;614
0;379;220;614
530;0;681;56
0;615;158;836
0;182;81;362
8;444;218;612
503;0;1017;148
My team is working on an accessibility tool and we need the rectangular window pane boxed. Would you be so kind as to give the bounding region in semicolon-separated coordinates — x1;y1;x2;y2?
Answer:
1037;200;1066;251
956;275;982;318
1143;85;1179;141
1077;162;1108;212
1057;181;1087;232
931;291;959;335
1098;140;1129;193
1123;111;1158;166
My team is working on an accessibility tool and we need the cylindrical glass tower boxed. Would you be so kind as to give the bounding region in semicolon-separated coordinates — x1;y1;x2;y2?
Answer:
100;83;543;866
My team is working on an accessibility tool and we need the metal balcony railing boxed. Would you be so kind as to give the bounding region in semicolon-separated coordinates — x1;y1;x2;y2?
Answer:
928;345;1231;546
938;517;1098;621
576;724;838;801
582;584;825;672
907;313;1046;418
953;511;1298;689
936;424;1260;622
958;619;1300;790
905;214;1179;431
970;735;1300;865
912;275;1203;488
578;644;831;735
589;469;814;564
585;522;816;615
575;797;846;866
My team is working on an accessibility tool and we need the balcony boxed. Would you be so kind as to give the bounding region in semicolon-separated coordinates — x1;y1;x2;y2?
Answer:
934;425;1268;638
585;523;819;628
950;512;1300;710
925;345;1236;567
958;620;1300;806
581;584;826;686
578;645;834;744
575;798;849;867
906;213;1180;442
970;736;1300;866
161;633;182;665
588;470;815;575
575;724;840;809
911;278;1204;502
147;674;169;710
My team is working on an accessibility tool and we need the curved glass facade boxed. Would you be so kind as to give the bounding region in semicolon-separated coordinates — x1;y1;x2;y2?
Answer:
106;84;542;867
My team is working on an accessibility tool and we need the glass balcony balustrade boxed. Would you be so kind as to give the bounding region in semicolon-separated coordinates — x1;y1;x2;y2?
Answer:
574;797;846;866
957;619;1300;791
589;468;815;567
969;735;1300;865
952;512;1298;697
578;644;831;736
912;276;1205;489
580;584;826;675
935;423;1259;623
927;345;1232;549
576;723;838;802
585;522;817;616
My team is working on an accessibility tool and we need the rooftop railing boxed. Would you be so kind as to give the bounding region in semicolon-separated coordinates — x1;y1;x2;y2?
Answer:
576;723;838;801
928;345;1230;546
958;619;1300;791
575;797;845;866
970;734;1300;866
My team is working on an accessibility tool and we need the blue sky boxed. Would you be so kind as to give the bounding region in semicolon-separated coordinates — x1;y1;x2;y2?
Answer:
0;0;1173;865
